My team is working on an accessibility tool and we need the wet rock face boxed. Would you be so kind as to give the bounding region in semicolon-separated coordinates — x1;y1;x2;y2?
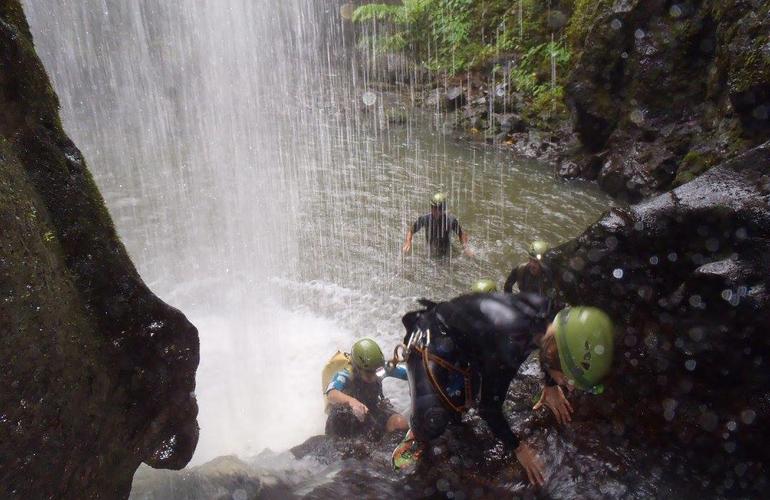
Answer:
546;142;770;487
566;0;770;200
0;2;199;498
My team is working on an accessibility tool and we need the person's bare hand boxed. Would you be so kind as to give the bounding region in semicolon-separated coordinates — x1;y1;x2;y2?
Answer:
463;247;474;257
348;399;369;422
514;442;545;487
402;241;412;253
533;385;573;425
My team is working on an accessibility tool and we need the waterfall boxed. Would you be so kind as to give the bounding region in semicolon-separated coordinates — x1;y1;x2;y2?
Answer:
22;0;368;464
23;0;611;469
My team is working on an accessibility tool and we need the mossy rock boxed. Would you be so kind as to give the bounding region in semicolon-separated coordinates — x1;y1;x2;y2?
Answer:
673;149;721;186
1;2;200;498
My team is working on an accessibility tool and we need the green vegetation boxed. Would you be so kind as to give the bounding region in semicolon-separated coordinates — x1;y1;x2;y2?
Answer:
353;1;577;125
673;149;720;186
565;0;612;49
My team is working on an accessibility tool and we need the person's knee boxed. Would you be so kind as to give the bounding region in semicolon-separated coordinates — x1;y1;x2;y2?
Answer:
386;413;409;433
410;404;450;441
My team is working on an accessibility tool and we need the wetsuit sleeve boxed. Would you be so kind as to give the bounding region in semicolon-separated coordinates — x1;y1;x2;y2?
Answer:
449;215;463;237
503;266;518;293
478;367;520;451
325;370;350;394
387;364;408;381
412;215;428;233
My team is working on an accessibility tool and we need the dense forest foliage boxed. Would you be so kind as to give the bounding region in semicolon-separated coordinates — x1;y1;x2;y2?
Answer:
353;0;591;122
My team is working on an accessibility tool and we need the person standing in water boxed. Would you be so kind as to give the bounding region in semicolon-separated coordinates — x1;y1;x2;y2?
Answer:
504;240;554;295
402;193;472;258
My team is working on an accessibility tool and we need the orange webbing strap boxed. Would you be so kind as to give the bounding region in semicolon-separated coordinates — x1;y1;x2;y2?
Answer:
414;345;474;413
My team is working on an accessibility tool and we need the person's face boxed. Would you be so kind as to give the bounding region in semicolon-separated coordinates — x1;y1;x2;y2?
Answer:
359;368;379;384
430;204;444;217
528;257;542;273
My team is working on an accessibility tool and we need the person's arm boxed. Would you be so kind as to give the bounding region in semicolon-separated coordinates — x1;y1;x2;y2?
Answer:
503;266;518;293
479;367;545;486
403;217;424;253
326;371;370;421
453;218;473;256
386;363;408;381
478;367;520;450
402;228;414;253
460;230;471;253
327;389;369;421
533;325;574;425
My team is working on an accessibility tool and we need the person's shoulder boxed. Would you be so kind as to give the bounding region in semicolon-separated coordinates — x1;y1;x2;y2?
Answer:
332;368;352;382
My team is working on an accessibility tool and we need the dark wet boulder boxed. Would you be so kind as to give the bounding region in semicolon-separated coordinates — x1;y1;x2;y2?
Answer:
493;113;526;134
565;0;770;198
545;141;770;492
0;2;199;498
424;86;467;111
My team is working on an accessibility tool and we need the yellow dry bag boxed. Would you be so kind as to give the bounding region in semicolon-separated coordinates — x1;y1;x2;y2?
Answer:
321;351;352;410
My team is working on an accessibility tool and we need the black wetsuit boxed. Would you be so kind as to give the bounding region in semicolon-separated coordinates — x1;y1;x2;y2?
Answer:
401;293;555;451
411;213;463;257
504;262;552;295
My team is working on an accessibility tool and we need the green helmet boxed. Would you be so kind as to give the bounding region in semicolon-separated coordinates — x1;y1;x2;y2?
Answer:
528;240;549;260
553;307;614;394
430;192;447;208
351;338;385;371
471;279;498;293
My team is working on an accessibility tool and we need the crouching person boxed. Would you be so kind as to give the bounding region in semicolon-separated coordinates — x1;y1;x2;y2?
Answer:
324;338;409;440
392;293;614;487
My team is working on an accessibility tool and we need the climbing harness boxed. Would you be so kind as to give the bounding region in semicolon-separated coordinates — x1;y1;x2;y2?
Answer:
405;327;475;413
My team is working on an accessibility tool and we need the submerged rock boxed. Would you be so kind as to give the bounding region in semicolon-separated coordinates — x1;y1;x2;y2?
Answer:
0;3;199;498
546;142;770;495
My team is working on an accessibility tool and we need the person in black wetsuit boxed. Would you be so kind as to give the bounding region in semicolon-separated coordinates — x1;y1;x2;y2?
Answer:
504;240;554;295
402;192;472;258
391;292;614;487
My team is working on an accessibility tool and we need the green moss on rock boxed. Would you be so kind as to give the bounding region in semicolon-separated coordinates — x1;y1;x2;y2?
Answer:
1;2;200;498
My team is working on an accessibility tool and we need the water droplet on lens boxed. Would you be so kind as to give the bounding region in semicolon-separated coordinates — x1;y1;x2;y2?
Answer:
630;109;645;125
610;19;623;30
339;2;355;19
362;91;377;106
685;359;697;371
613;268;624;279
740;409;756;425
